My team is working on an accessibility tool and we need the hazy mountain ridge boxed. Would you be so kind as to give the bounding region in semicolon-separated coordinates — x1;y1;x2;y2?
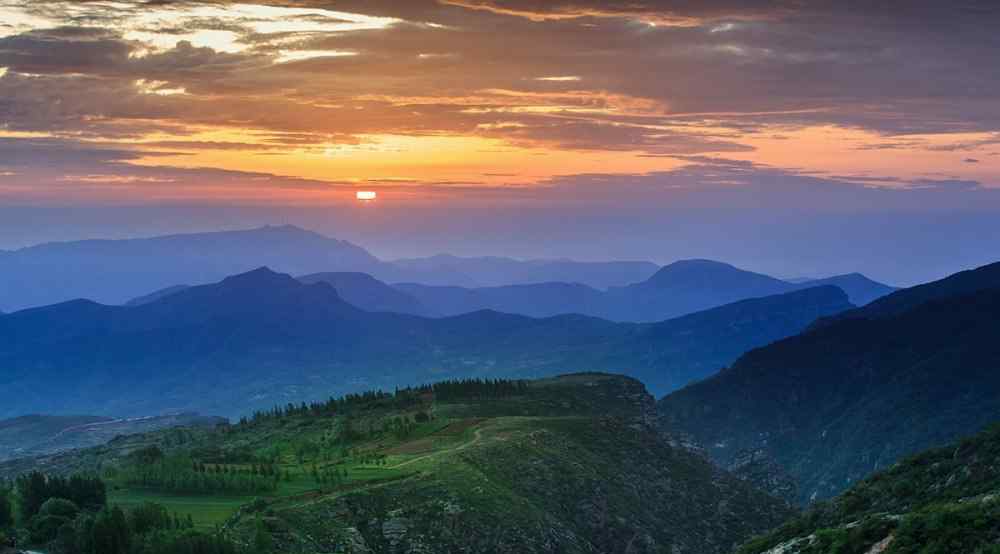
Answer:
0;413;225;462
389;253;661;288
0;226;660;311
0;268;853;418
0;225;894;317
657;262;1000;504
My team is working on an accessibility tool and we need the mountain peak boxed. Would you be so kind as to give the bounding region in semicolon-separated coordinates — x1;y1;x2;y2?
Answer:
643;258;783;288
219;267;300;289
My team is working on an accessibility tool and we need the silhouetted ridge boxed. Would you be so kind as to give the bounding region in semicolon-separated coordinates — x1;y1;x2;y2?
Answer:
813;259;1000;328
658;264;1000;504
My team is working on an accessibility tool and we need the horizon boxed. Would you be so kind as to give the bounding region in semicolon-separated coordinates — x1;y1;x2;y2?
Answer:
2;4;1000;552
1;2;998;285
0;221;914;287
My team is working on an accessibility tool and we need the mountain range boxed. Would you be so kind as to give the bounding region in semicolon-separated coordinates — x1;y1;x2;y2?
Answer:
657;261;1000;504
0;267;853;418
0;225;660;311
0;225;895;318
126;257;894;324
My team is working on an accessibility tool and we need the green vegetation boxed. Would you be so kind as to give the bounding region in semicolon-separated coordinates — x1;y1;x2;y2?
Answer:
1;469;236;554
1;374;792;553
737;423;1000;554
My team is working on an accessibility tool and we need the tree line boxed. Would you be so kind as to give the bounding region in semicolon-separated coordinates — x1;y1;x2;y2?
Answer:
1;472;243;554
239;377;528;426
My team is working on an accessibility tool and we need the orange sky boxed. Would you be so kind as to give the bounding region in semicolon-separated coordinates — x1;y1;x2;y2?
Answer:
0;1;997;206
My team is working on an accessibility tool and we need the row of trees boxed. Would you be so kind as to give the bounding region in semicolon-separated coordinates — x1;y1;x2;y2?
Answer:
42;502;236;554
15;471;107;519
120;455;277;495
239;377;528;426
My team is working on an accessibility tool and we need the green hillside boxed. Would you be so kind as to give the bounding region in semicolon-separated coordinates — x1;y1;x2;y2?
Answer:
1;374;792;554
737;423;1000;554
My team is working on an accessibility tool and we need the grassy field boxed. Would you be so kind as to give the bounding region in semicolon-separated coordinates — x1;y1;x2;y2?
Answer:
103;414;488;529
108;489;253;530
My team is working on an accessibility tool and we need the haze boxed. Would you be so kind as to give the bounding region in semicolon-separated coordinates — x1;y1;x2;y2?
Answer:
1;1;999;284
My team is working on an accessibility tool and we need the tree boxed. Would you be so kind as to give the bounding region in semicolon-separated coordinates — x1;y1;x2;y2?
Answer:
0;485;13;529
252;517;272;554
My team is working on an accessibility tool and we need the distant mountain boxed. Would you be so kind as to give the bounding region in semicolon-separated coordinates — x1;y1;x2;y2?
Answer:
814;260;1000;327
399;261;891;322
0;268;851;418
126;273;429;315
124;284;192;306
620;286;852;394
389;254;660;288
0;413;224;462
299;272;428;315
792;273;897;307
603;259;798;321
0;225;387;311
395;281;606;318
738;422;1000;554
657;262;1000;504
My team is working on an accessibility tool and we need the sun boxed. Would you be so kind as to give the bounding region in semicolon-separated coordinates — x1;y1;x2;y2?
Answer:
356;190;377;202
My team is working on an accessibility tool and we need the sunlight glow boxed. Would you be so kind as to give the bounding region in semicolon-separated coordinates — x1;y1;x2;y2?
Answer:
356;190;377;201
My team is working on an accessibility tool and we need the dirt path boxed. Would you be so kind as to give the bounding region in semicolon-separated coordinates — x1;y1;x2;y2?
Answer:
383;427;485;470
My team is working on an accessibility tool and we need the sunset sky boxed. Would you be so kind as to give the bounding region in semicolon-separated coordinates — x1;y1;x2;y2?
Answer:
2;1;999;283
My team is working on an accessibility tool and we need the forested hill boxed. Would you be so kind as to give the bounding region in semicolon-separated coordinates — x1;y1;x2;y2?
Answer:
737;423;1000;554
0;374;793;554
658;263;1000;504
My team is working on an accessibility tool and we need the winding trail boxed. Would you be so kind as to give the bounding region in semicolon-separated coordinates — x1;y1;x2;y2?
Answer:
383;427;485;470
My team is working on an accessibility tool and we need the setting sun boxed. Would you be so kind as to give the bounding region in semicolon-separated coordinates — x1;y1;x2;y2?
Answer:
356;191;377;201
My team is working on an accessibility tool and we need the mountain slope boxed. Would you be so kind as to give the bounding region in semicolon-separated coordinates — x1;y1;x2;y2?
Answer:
0;412;224;462
738;423;1000;554
814;259;1000;327
0;269;852;418
298;272;429;315
793;273;897;307
1;374;794;554
396;262;887;322
395;280;606;318
658;267;1000;504
389;254;660;288
603;259;800;322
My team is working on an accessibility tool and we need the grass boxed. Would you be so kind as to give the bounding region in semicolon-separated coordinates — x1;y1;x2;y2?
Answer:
108;489;253;530
101;414;487;530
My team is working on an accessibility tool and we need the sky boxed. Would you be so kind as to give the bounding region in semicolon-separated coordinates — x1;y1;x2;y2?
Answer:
1;1;999;284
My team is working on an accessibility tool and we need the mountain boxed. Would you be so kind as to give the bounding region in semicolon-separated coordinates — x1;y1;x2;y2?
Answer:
124;284;192;306
0;225;387;311
398;262;890;322
620;286;852;394
298;272;429;315
814;259;1000;327
0;374;794;554
0;268;852;418
603;259;801;322
792;273;897;307
657;263;1000;504
738;422;1000;554
125;272;429;315
0;412;224;462
395;281;606;318
389;253;660;288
